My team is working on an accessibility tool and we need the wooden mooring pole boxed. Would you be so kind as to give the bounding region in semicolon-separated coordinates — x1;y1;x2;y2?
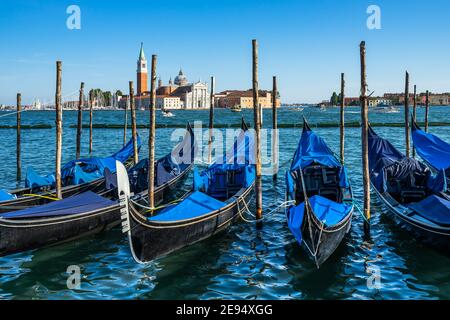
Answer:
412;84;417;158
76;82;84;159
208;76;215;164
252;39;263;220
16;93;21;181
89;90;93;155
123;92;128;146
129;81;139;164
404;71;410;158
340;73;345;164
360;41;370;236
148;54;157;209
425;90;430;132
272;76;278;180
55;61;63;199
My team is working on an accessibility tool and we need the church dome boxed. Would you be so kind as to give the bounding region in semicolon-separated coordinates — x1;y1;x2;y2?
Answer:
174;68;188;86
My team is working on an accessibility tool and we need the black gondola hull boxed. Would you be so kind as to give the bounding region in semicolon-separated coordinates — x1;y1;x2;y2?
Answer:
299;209;353;267
127;184;254;263
0;204;120;257
373;186;450;253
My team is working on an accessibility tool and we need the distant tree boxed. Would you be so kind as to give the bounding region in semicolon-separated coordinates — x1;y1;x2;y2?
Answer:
103;91;112;106
115;90;123;97
330;92;339;106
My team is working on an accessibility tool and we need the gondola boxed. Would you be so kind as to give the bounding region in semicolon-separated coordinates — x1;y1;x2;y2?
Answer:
118;119;255;263
0;136;142;213
0;124;196;257
368;125;450;251
411;120;450;184
285;118;354;268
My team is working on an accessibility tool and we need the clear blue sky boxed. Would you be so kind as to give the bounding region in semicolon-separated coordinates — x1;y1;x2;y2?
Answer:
1;0;450;105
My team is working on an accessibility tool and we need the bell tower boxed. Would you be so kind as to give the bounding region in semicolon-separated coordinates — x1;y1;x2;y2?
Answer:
137;42;148;95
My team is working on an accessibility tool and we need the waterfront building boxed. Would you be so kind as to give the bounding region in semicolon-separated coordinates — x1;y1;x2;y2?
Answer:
344;97;361;106
215;90;280;109
368;97;393;107
156;95;182;109
428;94;449;105
154;70;210;109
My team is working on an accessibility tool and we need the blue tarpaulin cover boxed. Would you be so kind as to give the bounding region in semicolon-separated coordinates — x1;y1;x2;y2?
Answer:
148;191;225;222
195;128;256;195
0;191;115;219
412;122;450;172
128;126;194;193
0;189;16;201
290;122;349;188
25;136;141;189
409;195;450;227
291;124;341;170
287;195;353;244
155;123;253;222
368;126;446;193
25;168;55;190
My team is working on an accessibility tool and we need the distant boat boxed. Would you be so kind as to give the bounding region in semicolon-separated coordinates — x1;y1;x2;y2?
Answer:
161;109;174;117
230;105;242;112
371;105;400;113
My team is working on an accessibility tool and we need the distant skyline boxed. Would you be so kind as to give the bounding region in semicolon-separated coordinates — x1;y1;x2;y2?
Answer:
1;0;450;105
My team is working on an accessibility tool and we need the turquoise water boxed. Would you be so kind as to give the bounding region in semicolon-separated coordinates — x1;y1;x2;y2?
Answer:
0;106;449;300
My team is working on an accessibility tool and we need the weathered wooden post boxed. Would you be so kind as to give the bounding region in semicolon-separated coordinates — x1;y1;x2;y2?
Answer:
208;76;215;164
123;93;128;146
55;61;63;199
272;76;278;180
360;41;370;236
412;84;417;157
76;82;84;159
129;81;139;164
16;93;21;181
340;73;345;164
252;39;263;220
89;90;93;155
148;54;157;209
404;71;410;158
425;90;430;132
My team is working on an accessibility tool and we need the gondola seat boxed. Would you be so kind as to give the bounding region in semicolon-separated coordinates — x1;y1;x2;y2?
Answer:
296;166;342;202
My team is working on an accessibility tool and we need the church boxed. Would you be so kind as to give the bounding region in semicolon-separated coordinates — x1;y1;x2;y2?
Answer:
131;43;210;110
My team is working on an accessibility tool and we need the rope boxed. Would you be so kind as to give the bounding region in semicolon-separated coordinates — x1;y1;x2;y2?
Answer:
344;198;369;223
22;193;60;201
237;197;295;223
